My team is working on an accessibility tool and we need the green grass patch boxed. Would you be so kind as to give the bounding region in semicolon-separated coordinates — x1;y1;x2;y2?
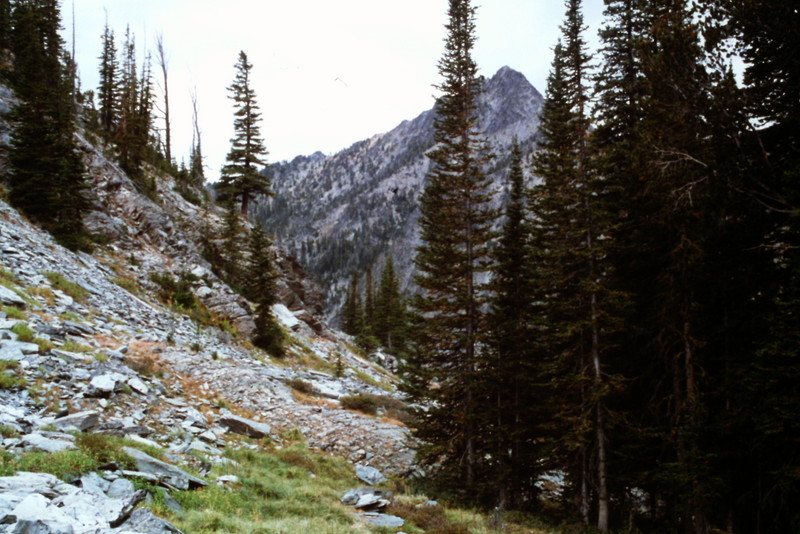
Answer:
0;424;20;438
10;322;35;342
60;340;92;353
0;266;19;287
0;360;27;390
169;444;363;534
2;306;25;320
44;272;89;302
2;450;98;479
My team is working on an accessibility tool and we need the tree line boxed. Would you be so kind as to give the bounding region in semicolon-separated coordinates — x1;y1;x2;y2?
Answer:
403;0;800;533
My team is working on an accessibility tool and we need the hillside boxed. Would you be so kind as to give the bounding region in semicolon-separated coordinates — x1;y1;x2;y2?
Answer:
257;66;544;321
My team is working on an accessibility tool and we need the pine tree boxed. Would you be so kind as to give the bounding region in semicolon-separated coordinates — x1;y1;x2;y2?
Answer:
97;21;117;135
342;273;364;336
409;0;495;495
484;142;544;508
220;202;244;286
219;51;271;215
8;0;89;250
247;225;283;356
363;267;375;336
375;257;407;354
530;0;621;527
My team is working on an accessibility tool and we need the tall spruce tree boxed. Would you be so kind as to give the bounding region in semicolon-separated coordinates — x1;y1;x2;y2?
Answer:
409;0;495;495
530;0;621;527
484;142;544;508
375;257;406;354
247;225;283;356
97;21;117;135
220;51;271;215
8;0;89;250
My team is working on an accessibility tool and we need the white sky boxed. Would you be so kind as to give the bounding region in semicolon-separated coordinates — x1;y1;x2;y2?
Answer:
68;0;605;181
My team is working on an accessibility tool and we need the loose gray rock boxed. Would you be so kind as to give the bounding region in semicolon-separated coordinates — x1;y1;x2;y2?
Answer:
356;464;387;486
0;344;24;362
217;413;271;439
20;434;77;453
340;487;393;512
0;340;39;355
8;494;75;534
121;447;207;490
50;411;100;432
357;513;405;529
114;507;183;533
0;286;26;308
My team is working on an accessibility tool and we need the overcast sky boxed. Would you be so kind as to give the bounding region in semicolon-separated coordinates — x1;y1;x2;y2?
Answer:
69;0;605;181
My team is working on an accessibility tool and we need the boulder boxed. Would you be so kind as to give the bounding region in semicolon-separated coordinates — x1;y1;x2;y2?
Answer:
8;494;75;534
217;413;271;439
356;464;387;486
126;377;149;395
121;447;207;490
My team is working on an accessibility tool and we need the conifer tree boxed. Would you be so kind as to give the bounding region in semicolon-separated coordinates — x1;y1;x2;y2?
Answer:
342;273;364;336
8;0;89;250
220;201;244;286
97;21;117;134
219;51;271;215
363;267;375;336
247;225;283;356
375;257;406;354
531;0;619;527
483;142;544;508
409;0;495;494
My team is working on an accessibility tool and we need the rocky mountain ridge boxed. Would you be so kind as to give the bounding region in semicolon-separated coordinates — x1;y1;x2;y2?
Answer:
258;66;544;322
0;86;414;531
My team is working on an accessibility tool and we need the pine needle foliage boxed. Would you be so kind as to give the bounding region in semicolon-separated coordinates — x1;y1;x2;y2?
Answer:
409;0;496;497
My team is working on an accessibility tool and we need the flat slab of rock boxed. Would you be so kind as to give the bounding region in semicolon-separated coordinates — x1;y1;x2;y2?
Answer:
121;447;207;490
21;433;78;453
0;340;39;355
0;286;26;308
357;512;405;528
115;507;184;533
217;413;271;439
50;410;100;432
341;487;393;512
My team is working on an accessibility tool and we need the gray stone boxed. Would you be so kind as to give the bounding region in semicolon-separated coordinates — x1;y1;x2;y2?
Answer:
88;373;125;396
106;478;136;500
356;513;405;529
115;507;183;533
61;321;94;336
126;377;149;395
0;286;26;308
0;472;73;500
21;434;77;453
341;487;392;511
121;447;207;490
50;349;86;361
8;494;75;534
0;340;39;355
217;413;271;439
0;344;24;362
50;411;100;432
356;464;387;485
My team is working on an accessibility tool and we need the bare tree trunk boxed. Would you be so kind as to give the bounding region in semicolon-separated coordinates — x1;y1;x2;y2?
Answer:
155;34;171;164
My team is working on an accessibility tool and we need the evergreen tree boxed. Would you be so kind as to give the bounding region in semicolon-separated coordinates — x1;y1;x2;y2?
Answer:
363;267;375;336
530;0;621;527
247;225;283;356
219;51;271;215
220;201;244;286
375;257;407;354
97;21;117;135
409;0;495;495
484;142;544;508
342;273;364;336
8;0;89;250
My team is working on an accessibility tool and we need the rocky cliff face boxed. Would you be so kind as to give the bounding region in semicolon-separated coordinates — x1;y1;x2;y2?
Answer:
0;85;413;531
258;66;544;322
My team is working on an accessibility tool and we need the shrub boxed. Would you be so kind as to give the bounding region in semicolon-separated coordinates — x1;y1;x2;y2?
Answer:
340;394;378;415
150;272;198;311
75;433;136;469
126;353;166;378
14;450;98;480
0;424;20;438
287;378;314;395
44;271;89;302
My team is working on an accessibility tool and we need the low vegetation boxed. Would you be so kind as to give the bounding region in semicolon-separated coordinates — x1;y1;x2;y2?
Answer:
43;271;90;302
